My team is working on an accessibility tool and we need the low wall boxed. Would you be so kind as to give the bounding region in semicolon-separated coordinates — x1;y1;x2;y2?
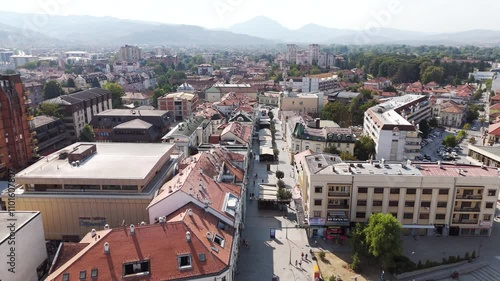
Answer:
395;260;469;280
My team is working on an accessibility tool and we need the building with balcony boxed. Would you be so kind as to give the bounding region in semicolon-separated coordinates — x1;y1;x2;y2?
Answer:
363;95;431;161
158;92;198;121
32;116;71;156
295;152;500;239
0;74;34;177
118;45;142;63
432;100;466;128
0;142;180;240
42;88;112;141
9;55;38;68
302;73;338;93
162;116;211;155
197;63;213;75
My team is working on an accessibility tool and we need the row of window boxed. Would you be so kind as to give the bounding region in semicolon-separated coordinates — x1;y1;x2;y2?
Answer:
357;187;450;195
354;212;447;220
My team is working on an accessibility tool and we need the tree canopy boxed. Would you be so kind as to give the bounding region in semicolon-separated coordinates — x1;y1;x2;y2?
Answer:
364;213;403;268
320;101;352;127
353;136;376;161
43;81;65;100
36;103;62;118
103;82;125;109
79;124;95;142
442;134;458;147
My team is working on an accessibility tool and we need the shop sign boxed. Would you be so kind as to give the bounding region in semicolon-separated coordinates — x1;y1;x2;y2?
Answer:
309;217;326;226
79;216;106;227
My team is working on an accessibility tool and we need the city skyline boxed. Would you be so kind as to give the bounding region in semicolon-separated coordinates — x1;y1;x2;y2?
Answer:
1;0;500;33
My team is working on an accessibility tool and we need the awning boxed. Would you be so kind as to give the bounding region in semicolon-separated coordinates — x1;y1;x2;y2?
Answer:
259;147;274;156
402;224;435;229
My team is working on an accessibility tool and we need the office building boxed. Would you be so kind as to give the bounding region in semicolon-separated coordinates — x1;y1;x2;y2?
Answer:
9;55;38;68
158;92;199;121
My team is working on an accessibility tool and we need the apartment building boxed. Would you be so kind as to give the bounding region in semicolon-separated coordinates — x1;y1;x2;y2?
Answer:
432;100;466;128
0;142;179;240
32;116;71;156
302;73;338;93
205;84;258;102
118;45;142;62
9;55;38;68
0;74;34;177
158;92;198;121
363;95;431;161
280;91;322;114
197;63;213;75
286;44;297;64
162;116;211;155
43;88;112;141
295;152;500;239
308;44;320;64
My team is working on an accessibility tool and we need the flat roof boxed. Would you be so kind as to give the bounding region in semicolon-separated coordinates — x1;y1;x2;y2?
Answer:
468;145;500;162
95;109;168;117
0;211;40;245
15;142;175;181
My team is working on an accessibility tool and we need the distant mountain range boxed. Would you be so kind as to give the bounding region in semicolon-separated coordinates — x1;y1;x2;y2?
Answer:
0;12;499;47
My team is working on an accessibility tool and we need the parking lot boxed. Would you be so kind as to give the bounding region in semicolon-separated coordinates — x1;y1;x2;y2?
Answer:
419;128;470;163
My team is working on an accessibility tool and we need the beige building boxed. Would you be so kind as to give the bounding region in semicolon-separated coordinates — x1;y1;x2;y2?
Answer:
432;100;465;128
295;152;500;239
280;92;321;114
259;91;281;107
1;143;180;241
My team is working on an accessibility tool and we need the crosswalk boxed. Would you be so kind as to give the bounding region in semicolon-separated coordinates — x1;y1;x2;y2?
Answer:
467;265;500;281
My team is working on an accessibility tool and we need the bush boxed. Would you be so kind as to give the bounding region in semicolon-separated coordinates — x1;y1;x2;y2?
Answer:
456;254;461;261
471;250;476;259
417;260;422;269
389;256;416;274
465;252;470;260
319;251;326;260
328;276;337;281
277;179;285;189
350;252;360;272
425;260;431;268
448;256;456;263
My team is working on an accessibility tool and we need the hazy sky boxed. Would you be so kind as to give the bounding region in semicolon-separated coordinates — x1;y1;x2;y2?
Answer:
1;0;499;33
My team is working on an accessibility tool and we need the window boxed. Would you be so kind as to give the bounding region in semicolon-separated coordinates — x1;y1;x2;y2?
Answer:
438;189;449;195
123;260;150;277
91;269;98;278
483;214;492;221
358;187;367;193
199;253;206;262
389;201;398;207
213;234;225;247
80;270;86;280
435;214;446;220
437;201;447;208
313;211;322;217
314;199;322;206
403;213;413;219
390;188;400;194
485;202;494;208
315;186;323;193
356;212;365;218
357;200;367;206
63;273;70;281
422;189;433;194
407;188;416;194
391;213;398;218
405;201;415;207
374;188;384;194
178;255;192;270
488;189;497;196
421;201;431;208
373;200;383;206
419;213;429;219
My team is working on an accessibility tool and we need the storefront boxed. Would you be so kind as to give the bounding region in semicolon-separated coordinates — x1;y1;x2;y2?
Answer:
308;217;326;238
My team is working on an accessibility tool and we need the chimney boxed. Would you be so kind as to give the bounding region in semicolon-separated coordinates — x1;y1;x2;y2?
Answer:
188;209;193;216
315;118;320;128
186;231;191;242
130;224;135;236
104;242;110;254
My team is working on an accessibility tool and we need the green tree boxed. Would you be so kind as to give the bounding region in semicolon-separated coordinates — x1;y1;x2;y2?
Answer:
350;223;368;256
364;213;403;268
277;188;292;200
353;136;376;161
340;151;357;161
103;82;125;109
36;103;62;118
67;78;76;88
23;61;37;70
320;101;352;127
275;170;284;179
43;81;65;100
268;111;274;120
79;124;95;142
350;252;361;272
324;145;340;154
152;88;166;108
429;117;439;128
90;77;101;88
469;137;476;144
421;66;445;84
442;135;458;147
419;120;430;138
463;123;472;130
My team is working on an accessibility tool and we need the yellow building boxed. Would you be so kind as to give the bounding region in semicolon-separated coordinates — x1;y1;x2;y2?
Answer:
1;142;180;241
295;152;499;238
280;92;320;114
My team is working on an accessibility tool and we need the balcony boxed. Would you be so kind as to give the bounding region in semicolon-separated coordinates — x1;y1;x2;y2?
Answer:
328;191;350;197
27;115;34;121
0;162;5;169
454;207;480;212
31;131;37;137
24;98;32;105
328;204;349;210
31;138;38;144
452;219;478;224
456;195;482;200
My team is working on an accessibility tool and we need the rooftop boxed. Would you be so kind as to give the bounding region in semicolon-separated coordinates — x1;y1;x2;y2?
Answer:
164;92;196;100
113;119;153;130
15;142;175;181
366;94;428;128
96;109;168;117
0;211;40;245
33;115;60;128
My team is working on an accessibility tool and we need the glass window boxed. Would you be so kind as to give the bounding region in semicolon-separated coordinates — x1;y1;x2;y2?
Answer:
407;189;416;194
389;201;398;207
422;189;433;194
390;188;400;194
357;200;367;206
314;199;322;206
314;186;323;193
488;189;496;196
486;202;494;208
435;214;446;220
403;213;413;219
419;213;429;219
373;200;383;206
356;212;365;218
374;188;384;194
405;201;415;207
313;211;321;217
178;255;192;269
358;187;367;193
437;201;447;208
421;201;431;208
438;189;449;195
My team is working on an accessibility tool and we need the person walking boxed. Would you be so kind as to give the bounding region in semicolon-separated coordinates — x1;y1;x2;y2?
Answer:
298;260;302;268
305;253;308;260
295;260;298;266
301;252;304;260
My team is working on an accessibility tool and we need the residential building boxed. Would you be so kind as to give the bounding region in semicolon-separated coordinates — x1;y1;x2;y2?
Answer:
0;50;14;62
43;88;112;141
308;44;320;64
158;92;199;121
9;55;38;68
468;145;500;167
302;73;338;93
282;112;356;155
195;103;225;134
220;122;252;147
32;116;71;156
487;122;500;145
364;77;392;90
327;91;362;104
177;82;195;93
162;116;211;155
294;153;500;238
90;109;171;142
279;77;303;90
0;74;34;177
286;44;297;64
213;92;255;116
1;142;179;240
259;91;280;107
205;84;258;102
197;63;213;75
45;203;238;281
0;211;48;281
364;95;431;161
121;92;153;106
118;45;142;62
471;71;496;81
280;91;321;114
113;61;140;73
432;100;466;128
24;81;44;109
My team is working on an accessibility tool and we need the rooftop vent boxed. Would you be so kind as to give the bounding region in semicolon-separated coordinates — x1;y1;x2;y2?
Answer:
91;229;97;238
104;224;110;230
159;216;166;224
104;242;110;254
188;209;193;217
206;232;212;239
140;221;146;226
186;231;191;242
129;224;135;236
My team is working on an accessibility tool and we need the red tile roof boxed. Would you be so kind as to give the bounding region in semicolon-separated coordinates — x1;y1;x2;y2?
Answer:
49;243;89;274
46;203;233;281
221;122;252;145
490;94;500;101
488;122;500;136
418;164;499;177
